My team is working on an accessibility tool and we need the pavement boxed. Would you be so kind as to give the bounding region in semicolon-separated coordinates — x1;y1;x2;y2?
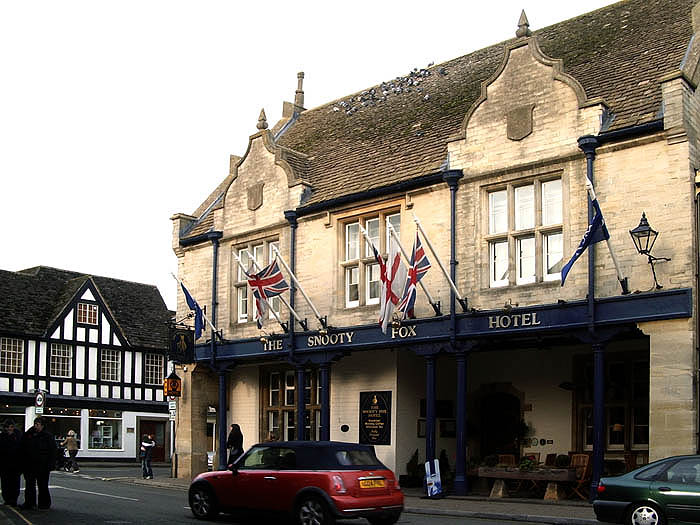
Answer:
0;464;599;525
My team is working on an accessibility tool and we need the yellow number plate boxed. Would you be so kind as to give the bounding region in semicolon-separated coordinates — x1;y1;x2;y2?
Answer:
360;479;385;488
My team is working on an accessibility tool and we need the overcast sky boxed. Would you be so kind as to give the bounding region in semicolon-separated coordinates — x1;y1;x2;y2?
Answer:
0;0;618;310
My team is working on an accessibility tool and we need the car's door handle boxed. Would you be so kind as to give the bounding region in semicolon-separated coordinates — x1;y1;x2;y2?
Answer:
657;487;672;492
264;476;277;480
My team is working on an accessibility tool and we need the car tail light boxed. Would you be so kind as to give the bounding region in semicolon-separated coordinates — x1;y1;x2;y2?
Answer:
393;478;401;491
597;483;606;494
332;475;347;494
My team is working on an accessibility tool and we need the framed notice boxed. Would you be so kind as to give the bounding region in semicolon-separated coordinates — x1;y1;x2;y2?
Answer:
359;391;392;445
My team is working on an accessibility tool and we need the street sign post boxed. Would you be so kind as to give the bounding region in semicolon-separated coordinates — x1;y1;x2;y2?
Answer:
35;391;45;415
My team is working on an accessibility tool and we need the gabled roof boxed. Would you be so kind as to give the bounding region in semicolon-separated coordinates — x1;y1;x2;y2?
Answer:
0;266;171;350
182;0;694;226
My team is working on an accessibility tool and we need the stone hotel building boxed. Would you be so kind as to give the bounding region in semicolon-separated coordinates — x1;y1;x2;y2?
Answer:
172;0;700;494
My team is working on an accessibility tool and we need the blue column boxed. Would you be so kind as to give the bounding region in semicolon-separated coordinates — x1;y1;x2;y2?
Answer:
320;363;330;441
425;355;436;464
590;343;605;500
218;369;227;468
296;366;306;440
453;351;468;495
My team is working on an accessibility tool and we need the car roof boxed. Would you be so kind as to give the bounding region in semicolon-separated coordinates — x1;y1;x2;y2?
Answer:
250;440;374;450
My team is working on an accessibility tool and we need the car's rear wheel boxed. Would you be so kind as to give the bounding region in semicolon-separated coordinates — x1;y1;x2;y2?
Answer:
189;484;218;520
296;495;335;525
368;511;401;525
627;503;665;525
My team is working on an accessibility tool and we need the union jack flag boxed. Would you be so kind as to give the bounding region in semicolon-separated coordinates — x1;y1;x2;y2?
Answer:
247;260;289;329
397;231;431;319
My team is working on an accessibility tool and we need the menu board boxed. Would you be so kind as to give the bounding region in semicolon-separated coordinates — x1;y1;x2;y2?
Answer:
359;391;392;445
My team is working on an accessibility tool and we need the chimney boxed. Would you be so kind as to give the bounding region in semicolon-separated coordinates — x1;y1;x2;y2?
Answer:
294;72;305;110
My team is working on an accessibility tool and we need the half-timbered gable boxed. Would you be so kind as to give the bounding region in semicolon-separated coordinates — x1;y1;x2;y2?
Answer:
0;266;172;460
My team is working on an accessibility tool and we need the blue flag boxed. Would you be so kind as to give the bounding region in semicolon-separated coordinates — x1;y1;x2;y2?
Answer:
180;282;204;339
561;199;610;286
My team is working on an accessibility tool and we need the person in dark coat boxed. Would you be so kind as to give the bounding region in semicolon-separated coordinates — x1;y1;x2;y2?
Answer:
0;419;22;506
140;434;155;479
20;417;56;510
226;424;244;466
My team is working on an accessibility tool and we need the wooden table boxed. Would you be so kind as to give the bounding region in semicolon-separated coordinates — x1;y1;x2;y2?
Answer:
478;466;577;500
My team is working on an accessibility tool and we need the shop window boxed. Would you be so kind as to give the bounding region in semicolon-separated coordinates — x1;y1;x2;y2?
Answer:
0;337;23;375
88;410;122;449
485;177;563;287
43;407;82;445
77;302;98;325
232;239;280;325
574;353;648;452
50;343;72;378
261;367;322;442
341;210;400;308
144;353;164;385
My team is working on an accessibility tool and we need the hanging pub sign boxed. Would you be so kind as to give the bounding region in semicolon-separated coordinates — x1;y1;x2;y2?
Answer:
359;391;392;445
163;371;182;397
169;327;194;364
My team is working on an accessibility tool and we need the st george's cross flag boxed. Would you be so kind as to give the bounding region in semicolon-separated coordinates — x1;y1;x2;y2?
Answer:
247;260;290;328
180;282;204;340
396;231;431;319
561;198;610;286
371;234;407;333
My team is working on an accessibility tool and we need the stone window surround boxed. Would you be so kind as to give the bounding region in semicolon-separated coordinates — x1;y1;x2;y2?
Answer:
338;206;401;309
231;238;281;325
483;170;565;289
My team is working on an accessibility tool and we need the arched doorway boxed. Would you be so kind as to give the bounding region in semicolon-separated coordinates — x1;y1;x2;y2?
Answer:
480;391;522;458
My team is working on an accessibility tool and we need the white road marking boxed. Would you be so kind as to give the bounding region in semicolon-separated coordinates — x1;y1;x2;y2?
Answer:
8;506;33;525
49;485;139;501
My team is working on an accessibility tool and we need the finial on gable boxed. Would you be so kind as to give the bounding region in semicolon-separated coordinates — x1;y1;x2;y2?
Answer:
516;10;531;38
257;108;268;130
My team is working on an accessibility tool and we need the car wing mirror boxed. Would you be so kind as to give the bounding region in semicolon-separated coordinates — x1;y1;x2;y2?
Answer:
229;463;239;474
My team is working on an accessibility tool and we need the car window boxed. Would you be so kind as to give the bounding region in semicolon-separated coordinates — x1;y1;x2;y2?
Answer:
239;446;296;470
662;458;700;485
336;449;380;466
635;462;669;481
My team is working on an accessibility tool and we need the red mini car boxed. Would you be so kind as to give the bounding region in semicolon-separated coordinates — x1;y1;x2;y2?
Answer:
188;440;404;525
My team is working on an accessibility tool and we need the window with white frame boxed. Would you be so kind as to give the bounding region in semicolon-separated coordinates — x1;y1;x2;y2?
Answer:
341;210;400;308
144;353;164;385
100;349;121;382
0;338;23;375
50;343;72;378
77;303;98;325
232;239;281;325
486;178;563;287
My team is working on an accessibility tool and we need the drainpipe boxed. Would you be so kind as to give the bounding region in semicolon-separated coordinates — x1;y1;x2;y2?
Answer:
285;211;305;439
578;136;604;501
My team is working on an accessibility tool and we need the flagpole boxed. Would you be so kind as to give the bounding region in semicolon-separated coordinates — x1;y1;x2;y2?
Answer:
585;178;628;291
387;221;441;316
242;249;308;331
170;272;220;336
231;253;288;332
270;244;327;330
413;214;468;311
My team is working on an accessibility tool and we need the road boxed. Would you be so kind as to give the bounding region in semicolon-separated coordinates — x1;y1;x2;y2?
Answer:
0;467;545;525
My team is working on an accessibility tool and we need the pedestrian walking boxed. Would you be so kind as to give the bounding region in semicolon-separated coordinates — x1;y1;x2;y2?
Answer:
226;424;244;466
0;419;22;506
20;417;57;510
140;434;155;479
60;430;79;473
